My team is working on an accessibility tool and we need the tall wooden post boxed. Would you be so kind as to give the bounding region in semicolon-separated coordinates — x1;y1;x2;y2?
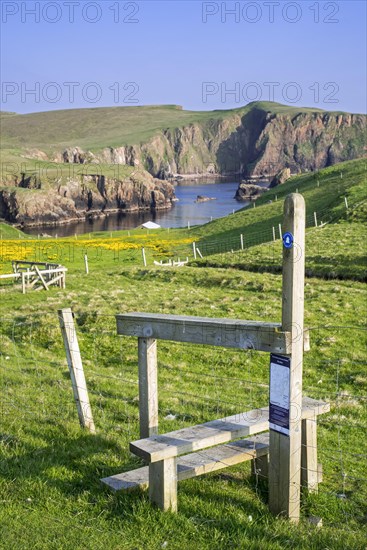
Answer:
138;337;158;438
269;193;305;521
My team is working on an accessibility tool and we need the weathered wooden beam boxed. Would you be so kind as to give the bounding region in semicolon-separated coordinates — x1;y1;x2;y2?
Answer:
269;193;306;522
301;418;319;493
0;267;67;279
138;337;158;438
34;266;49;291
0;272;21;279
149;457;177;512
116;313;292;353
44;273;64;288
58;308;96;433
102;434;270;492
130;397;328;464
131;406;269;462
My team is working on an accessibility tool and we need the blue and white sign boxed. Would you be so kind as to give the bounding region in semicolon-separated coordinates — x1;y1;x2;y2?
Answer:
282;232;293;249
269;353;291;436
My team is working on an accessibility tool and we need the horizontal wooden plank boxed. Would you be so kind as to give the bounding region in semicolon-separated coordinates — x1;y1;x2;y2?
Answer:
13;261;60;267
102;434;270;491
116;313;291;353
0;267;67;280
130;397;329;463
130;409;269;463
0;273;21;280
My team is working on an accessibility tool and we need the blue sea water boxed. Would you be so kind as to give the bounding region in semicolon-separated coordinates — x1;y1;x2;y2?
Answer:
24;179;259;237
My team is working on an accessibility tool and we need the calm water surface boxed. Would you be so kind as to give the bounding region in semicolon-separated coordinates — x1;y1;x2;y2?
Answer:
24;180;261;237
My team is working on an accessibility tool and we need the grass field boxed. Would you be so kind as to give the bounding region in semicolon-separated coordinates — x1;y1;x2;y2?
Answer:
0;159;366;549
1;101;335;151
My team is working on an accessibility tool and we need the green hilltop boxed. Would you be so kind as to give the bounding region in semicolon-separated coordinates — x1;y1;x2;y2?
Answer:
0;101;358;151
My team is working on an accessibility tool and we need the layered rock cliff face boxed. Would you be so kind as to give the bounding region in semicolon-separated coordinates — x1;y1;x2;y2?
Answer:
52;108;365;178
0;171;175;227
1;103;365;226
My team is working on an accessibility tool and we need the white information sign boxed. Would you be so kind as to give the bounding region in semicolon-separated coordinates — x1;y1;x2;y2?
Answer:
269;354;291;436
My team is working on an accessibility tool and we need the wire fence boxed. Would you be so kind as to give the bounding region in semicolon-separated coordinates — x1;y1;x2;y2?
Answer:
195;196;366;258
1;311;366;532
1;172;365;274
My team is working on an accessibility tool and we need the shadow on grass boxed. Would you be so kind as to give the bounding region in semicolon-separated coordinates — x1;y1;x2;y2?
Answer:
0;423;142;497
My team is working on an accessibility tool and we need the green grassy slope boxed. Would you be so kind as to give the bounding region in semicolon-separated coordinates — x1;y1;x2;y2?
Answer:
195;222;367;281
0;159;366;549
0;270;366;549
189;158;366;280
1;104;240;151
194;158;366;241
0;101;357;151
0;223;27;239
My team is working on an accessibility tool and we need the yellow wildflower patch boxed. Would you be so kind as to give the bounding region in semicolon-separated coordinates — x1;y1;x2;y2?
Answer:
0;235;195;273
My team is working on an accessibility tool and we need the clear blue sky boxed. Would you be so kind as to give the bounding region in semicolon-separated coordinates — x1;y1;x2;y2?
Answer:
1;0;366;114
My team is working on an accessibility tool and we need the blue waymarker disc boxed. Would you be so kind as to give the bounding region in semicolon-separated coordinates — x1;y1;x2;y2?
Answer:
283;232;293;249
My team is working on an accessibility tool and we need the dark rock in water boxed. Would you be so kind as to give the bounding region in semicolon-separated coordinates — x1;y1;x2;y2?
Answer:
269;168;291;188
235;183;267;202
195;195;216;203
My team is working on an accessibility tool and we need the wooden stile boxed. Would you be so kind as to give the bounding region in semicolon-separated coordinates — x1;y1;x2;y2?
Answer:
112;193;323;521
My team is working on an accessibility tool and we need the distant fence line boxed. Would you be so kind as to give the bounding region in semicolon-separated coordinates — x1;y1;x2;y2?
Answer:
0;194;365;268
194;196;366;259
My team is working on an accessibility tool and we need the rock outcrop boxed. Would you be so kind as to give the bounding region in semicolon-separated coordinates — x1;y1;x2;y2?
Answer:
195;195;216;203
0;171;175;227
235;183;268;201
269;168;292;188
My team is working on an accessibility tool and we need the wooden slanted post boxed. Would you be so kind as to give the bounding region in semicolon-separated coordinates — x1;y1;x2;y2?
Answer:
58;308;96;433
138;337;158;438
269;193;306;521
34;266;49;290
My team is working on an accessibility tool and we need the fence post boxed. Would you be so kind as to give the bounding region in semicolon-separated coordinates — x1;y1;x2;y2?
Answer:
272;227;276;242
142;247;147;267
138;337;158;438
314;212;318;227
278;223;282;239
193;242;197;260
344;197;348;210
269;193;306;522
240;234;244;250
21;272;26;294
58;308;96;433
84;254;89;275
